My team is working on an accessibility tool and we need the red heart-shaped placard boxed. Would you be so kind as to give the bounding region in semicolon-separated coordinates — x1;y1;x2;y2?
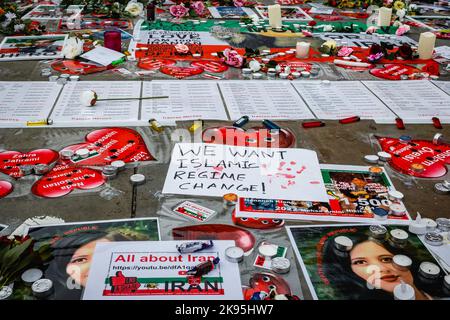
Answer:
190;60;228;73
31;164;105;198
0;149;59;179
138;58;176;70
377;136;450;178
0;180;13;198
202;126;296;148
51;60;108;75
160;65;203;79
59;127;155;167
370;64;421;80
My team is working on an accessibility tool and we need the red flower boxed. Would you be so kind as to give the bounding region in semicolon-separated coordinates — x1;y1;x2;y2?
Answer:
422;61;439;76
308;20;317;27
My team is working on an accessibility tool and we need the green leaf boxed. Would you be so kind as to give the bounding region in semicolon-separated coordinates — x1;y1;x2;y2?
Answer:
0;239;33;272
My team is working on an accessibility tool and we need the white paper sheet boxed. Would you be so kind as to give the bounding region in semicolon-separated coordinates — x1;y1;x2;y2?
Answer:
292;80;395;121
51;81;141;126
219;81;314;120
363;80;450;123
0;81;62;126
162;143;328;202
83;240;243;300
80;46;125;66
432;80;450;95
141;81;228;122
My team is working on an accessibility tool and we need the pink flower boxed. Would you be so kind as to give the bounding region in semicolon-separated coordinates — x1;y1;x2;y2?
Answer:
169;4;189;18
366;26;378;34
301;30;313;37
337;46;353;57
395;25;410;36
222;48;243;68
233;0;245;7
384;0;393;5
175;44;189;54
191;1;205;16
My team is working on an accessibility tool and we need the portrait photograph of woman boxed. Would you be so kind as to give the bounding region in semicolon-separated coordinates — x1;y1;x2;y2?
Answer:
25;218;160;300
287;224;449;300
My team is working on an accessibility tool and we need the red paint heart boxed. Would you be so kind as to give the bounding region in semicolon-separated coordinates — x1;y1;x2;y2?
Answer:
0;180;13;198
370;64;421;80
202;126;296;148
243;273;292;300
51;60;108;75
31;164;105;198
0;149;59;179
138;58;176;70
190;60;228;73
377;136;450;178
159;65;203;79
232;209;284;230
59;127;155;167
172;224;256;253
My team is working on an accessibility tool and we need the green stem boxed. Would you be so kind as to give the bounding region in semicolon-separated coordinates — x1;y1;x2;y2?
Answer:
97;96;169;102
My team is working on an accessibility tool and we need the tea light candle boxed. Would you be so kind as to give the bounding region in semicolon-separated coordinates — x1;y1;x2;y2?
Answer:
334;236;353;251
393;254;412;270
296;42;310;59
268;4;282;29
377;7;392;27
388;190;404;202
369;225;387;239
419;261;441;279
421;218;437;232
409;213;428;235
393;281;415;300
390;228;409;244
424;232;444;246
417;32;436;60
444;275;450;290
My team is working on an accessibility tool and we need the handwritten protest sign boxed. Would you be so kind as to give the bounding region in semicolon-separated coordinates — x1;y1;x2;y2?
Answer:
162;143;328;202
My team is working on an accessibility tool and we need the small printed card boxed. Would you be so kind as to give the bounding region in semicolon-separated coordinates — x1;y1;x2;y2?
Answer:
173;201;217;222
253;241;288;270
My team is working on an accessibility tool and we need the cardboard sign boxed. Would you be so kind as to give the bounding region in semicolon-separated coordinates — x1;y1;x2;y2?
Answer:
83;241;243;300
236;164;411;224
162;143;328;202
0;35;67;61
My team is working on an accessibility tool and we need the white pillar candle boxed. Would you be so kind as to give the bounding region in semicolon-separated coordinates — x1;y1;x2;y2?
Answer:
296;41;310;59
377;7;392;27
418;32;436;60
268;4;282;29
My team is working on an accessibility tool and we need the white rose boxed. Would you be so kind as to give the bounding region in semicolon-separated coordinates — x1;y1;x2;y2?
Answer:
5;12;17;20
62;37;83;59
14;24;25;32
396;8;406;19
392;20;401;27
125;1;144;17
80;90;98;107
322;25;333;32
251;15;260;24
249;60;261;72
